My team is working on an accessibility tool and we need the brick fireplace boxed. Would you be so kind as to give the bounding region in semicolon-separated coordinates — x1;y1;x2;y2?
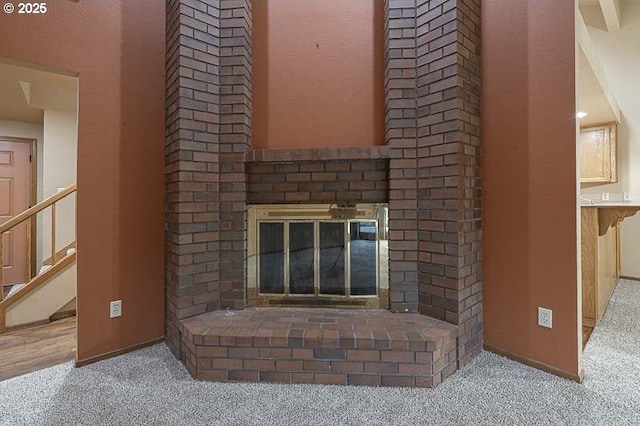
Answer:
165;0;482;387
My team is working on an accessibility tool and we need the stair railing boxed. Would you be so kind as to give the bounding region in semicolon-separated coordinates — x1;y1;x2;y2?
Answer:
0;183;77;302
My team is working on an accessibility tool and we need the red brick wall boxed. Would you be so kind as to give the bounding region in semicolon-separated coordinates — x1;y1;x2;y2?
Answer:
385;0;420;314
219;0;253;311
246;148;390;205
415;0;483;366
165;0;222;356
179;308;458;387
383;1;483;370
166;0;255;356
166;0;483;379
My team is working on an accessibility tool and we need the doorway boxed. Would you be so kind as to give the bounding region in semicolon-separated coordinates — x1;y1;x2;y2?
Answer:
576;3;640;403
0;137;36;291
0;58;78;379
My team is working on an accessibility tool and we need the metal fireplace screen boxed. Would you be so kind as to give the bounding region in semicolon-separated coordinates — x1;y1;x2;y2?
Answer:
247;204;389;309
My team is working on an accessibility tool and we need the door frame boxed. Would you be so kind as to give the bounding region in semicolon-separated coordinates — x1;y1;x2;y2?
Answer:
0;136;37;281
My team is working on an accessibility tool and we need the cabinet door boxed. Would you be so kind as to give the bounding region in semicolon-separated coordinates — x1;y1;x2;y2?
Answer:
580;123;617;183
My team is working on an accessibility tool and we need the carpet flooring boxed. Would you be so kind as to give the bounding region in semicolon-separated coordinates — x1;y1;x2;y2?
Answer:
1;280;639;425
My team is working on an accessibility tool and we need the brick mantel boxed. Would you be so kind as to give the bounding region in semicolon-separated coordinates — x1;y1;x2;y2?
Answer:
245;146;391;163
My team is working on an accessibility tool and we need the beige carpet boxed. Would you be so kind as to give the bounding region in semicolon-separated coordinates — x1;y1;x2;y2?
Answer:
1;281;639;425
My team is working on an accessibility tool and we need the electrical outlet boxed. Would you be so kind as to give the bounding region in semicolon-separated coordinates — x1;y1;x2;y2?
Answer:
601;192;610;201
624;193;631;201
538;307;553;329
110;300;122;318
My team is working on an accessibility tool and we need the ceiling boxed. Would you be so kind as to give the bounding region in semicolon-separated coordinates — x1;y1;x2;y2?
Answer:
579;1;608;31
579;0;640;30
0;61;77;124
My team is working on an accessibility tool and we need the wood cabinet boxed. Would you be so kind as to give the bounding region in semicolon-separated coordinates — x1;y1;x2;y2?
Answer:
581;205;640;329
581;207;620;328
580;123;617;184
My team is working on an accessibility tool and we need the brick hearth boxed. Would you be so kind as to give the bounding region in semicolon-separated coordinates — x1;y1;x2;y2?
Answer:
179;308;457;387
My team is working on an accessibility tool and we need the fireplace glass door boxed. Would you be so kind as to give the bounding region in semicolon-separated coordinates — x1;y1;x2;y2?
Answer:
257;220;379;299
319;222;346;295
289;222;314;295
249;204;388;308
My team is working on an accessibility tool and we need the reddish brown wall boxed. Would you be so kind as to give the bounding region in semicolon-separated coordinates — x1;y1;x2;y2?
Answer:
253;0;384;149
0;1;166;362
482;1;581;376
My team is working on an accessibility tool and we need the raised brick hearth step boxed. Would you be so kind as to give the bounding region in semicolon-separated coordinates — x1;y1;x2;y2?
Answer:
179;308;458;388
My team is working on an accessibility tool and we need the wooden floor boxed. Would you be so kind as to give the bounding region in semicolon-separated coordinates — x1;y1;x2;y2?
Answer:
583;326;594;349
0;317;76;381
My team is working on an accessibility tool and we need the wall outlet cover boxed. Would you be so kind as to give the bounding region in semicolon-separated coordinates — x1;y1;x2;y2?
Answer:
601;192;610;201
110;300;122;318
538;307;552;329
624;193;631;201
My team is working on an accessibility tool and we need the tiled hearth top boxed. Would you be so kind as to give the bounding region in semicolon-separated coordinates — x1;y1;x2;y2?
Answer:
181;308;457;352
245;147;392;163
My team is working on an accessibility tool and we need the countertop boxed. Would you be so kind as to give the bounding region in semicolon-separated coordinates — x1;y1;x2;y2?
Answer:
581;202;640;208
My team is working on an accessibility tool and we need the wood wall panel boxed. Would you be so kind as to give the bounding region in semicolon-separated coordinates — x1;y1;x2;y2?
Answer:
597;227;618;318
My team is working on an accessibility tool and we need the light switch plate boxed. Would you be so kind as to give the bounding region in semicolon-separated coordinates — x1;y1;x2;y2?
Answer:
624;193;631;201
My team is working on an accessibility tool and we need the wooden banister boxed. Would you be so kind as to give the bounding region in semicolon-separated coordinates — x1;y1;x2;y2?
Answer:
0;183;76;302
0;183;76;234
43;242;76;266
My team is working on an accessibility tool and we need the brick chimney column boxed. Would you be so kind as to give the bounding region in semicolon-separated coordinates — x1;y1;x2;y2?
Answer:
165;0;223;356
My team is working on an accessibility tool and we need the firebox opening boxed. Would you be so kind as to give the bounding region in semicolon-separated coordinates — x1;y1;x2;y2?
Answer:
247;204;389;309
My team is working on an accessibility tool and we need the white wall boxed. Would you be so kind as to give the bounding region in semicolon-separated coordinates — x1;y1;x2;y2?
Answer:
582;4;640;277
0;119;45;267
5;260;76;328
42;109;77;260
